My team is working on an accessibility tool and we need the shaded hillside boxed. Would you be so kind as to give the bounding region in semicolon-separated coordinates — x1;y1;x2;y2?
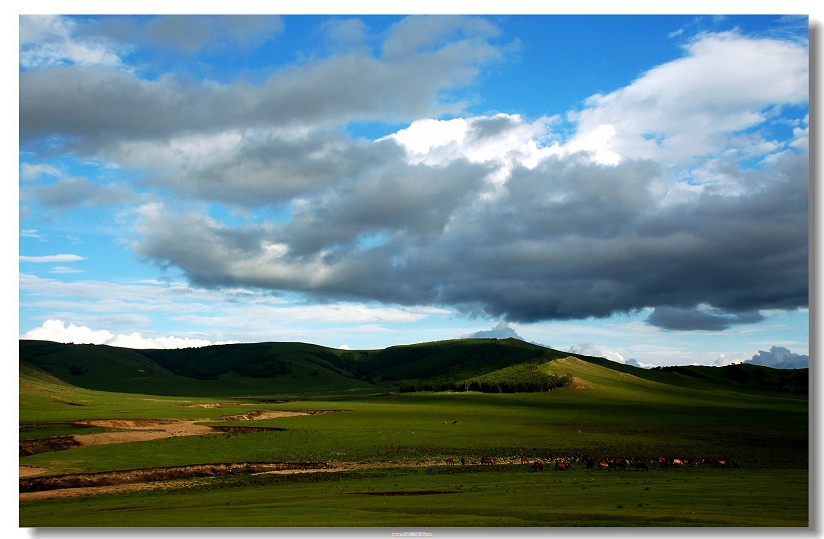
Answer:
18;338;571;396
574;353;808;395
650;363;808;394
19;338;807;398
139;342;351;380
358;338;568;382
18;340;376;397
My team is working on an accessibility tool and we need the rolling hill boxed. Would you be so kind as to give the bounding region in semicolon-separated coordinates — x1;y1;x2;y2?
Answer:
19;338;807;399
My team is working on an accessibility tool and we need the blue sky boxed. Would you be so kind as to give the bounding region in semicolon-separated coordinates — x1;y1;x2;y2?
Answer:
17;6;815;369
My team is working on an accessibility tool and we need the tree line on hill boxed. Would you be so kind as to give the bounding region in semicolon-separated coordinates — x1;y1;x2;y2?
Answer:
399;363;572;393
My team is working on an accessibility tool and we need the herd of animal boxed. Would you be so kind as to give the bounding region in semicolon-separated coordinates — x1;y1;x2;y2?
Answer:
441;455;739;471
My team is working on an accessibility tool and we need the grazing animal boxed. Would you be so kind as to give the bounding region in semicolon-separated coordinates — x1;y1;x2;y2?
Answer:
634;462;649;471
554;460;571;470
533;461;544;472
445;458;455;465
598;460;610;470
658;456;669;468
480;457;495;465
586;458;596;469
609;459;627;471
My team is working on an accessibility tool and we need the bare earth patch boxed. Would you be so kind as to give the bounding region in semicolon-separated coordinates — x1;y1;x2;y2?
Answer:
569;377;599;390
19;409;340;482
20;479;195;501
173;402;248;408
70;410;316;445
71;419;218;446
20;466;50;478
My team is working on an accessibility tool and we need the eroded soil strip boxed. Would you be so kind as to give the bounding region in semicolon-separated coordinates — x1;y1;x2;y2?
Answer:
20;436;81;457
20;462;332;493
19;459;476;501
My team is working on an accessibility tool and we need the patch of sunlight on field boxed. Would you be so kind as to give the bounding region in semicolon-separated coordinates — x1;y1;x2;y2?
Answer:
540;357;719;403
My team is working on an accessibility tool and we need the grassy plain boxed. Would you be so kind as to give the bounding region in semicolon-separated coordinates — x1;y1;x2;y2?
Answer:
21;465;807;527
19;343;809;528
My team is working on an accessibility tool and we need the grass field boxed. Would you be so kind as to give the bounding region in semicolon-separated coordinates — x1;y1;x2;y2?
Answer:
18;341;809;529
21;465;807;527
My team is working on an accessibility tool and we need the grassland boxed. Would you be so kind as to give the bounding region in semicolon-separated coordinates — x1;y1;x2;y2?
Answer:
19;339;809;528
21;465;807;527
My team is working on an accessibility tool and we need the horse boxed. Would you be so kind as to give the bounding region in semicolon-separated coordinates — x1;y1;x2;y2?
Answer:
634;461;649;471
480;457;495;465
598;460;610;470
609;459;627;471
445;458;455;465
554;460;571;470
533;461;544;472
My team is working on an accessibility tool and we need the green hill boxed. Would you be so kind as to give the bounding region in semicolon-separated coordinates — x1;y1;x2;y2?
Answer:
18;340;376;398
19;338;807;399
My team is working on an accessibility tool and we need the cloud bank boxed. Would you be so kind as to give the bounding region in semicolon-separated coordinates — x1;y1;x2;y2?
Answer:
745;346;808;369
20;319;236;349
20;16;809;335
463;320;524;340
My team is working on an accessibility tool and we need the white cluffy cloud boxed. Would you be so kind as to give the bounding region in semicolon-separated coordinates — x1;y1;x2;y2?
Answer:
745;346;808;369
462;319;524;340
387;31;807;172
383;113;562;183
21;319;237;349
568;31;808;166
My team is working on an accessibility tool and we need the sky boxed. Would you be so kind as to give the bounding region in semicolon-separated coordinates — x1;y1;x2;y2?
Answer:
16;5;816;369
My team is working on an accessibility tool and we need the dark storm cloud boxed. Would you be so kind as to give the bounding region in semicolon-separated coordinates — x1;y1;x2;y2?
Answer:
146;131;404;206
745;346;808;369
134;146;807;327
646;306;764;331
20;67;225;142
281;157;491;255
134;209;273;287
